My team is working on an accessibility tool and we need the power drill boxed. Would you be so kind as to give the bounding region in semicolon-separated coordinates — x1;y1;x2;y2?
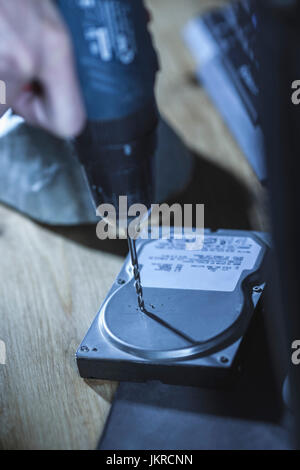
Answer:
56;0;159;311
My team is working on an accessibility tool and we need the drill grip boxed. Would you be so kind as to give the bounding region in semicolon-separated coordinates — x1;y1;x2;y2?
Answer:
56;0;159;123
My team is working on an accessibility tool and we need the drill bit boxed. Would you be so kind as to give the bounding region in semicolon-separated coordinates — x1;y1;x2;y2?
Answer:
128;236;146;313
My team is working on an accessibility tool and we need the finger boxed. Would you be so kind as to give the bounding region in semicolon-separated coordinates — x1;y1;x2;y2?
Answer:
13;29;86;138
41;34;87;138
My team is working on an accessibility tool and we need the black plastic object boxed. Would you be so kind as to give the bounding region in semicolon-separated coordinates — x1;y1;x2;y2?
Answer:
258;0;300;448
76;229;269;387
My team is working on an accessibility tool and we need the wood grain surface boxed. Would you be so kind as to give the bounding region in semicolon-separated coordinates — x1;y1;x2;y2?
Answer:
0;0;267;450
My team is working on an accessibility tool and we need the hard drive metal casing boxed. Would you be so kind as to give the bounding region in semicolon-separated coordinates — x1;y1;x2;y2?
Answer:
76;229;269;387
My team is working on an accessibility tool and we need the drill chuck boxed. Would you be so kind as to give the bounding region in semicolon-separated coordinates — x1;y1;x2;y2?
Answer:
76;103;157;209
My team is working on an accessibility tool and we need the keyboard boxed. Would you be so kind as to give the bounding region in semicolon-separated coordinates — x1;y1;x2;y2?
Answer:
183;0;266;181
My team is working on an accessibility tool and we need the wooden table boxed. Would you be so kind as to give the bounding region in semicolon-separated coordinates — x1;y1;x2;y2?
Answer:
0;0;267;450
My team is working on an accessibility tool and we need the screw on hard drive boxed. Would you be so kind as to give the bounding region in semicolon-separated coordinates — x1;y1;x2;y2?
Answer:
220;356;229;364
253;286;263;293
80;346;89;352
117;278;126;285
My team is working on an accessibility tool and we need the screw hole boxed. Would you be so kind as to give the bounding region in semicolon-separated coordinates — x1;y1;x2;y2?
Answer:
220;356;229;364
253;286;263;293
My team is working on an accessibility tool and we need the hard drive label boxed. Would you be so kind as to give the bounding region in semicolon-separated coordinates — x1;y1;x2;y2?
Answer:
139;236;262;292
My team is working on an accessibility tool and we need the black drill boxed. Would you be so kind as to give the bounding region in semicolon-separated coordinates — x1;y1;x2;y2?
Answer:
57;0;159;311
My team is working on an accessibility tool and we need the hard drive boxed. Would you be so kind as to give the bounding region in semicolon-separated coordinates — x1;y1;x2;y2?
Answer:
76;229;269;387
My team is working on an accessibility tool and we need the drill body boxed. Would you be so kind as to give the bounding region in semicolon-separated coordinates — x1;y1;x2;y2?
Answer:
57;0;159;212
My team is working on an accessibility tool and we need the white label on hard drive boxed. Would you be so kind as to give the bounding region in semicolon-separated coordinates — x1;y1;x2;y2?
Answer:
139;236;262;292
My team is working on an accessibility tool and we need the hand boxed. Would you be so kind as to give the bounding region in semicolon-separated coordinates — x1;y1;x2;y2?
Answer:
0;0;86;138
